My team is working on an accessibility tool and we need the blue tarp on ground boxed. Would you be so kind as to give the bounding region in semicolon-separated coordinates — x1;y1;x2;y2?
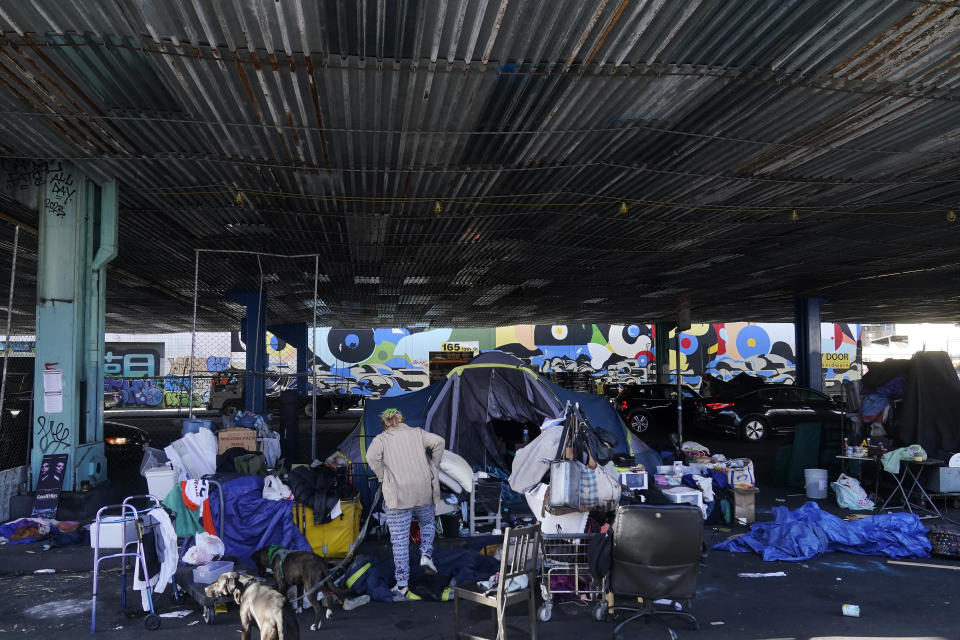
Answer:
207;475;311;569
712;501;931;561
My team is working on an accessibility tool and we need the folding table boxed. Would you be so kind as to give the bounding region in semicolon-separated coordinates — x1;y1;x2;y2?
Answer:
879;458;944;519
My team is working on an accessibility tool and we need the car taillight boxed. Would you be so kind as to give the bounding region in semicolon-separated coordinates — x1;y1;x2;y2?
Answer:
706;402;734;411
619;401;628;410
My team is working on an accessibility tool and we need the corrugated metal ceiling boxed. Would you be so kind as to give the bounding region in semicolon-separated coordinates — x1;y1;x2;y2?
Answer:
0;0;959;331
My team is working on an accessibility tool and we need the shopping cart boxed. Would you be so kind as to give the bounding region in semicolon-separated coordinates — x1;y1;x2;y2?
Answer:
537;532;605;622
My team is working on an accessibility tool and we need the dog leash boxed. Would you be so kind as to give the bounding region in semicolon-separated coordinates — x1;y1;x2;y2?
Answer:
286;486;382;606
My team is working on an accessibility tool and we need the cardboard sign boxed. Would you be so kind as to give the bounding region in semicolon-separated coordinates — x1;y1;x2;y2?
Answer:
217;427;258;454
32;453;68;518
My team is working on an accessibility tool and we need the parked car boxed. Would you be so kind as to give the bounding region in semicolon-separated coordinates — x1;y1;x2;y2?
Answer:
614;383;704;438
103;390;121;409
700;384;843;441
103;420;150;482
207;370;331;418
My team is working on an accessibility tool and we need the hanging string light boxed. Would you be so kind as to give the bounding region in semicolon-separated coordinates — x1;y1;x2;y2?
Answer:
434;200;443;214
790;209;799;222
947;210;957;222
619;201;628;214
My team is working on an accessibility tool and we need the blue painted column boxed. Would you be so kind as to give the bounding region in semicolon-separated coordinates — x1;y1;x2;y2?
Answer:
31;164;116;490
794;297;827;392
269;323;309;396
227;291;267;414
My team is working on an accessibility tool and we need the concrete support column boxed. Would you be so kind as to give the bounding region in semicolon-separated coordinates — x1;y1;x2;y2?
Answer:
269;323;309;396
31;164;117;490
227;291;268;414
654;322;674;384
794;297;827;392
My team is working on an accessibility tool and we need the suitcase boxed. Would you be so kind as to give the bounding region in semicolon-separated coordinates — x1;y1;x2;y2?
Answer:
293;498;361;558
547;460;582;512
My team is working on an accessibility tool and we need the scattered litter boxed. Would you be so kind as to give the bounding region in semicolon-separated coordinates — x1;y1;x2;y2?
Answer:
737;517;747;526
24;550;35;554
653;599;682;610
775;498;786;503
836;577;842;581
710;621;725;626
187;621;199;626
113;626;123;631
737;572;787;578
842;604;860;617
33;569;55;574
159;610;193;619
42;544;51;551
786;493;806;497
801;564;809;568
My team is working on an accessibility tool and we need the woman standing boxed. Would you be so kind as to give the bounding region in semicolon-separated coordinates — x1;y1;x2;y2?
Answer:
366;408;445;600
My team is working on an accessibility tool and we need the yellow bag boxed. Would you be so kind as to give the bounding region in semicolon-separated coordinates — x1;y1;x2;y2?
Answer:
293;499;361;558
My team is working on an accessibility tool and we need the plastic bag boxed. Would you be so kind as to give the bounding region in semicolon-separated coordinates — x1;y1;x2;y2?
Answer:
832;473;875;511
139;447;169;476
262;475;293;501
182;532;225;564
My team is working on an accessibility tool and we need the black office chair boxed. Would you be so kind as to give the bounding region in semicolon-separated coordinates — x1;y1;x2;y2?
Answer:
607;503;703;639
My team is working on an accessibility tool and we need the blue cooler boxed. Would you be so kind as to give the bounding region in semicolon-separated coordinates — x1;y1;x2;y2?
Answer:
182;418;216;435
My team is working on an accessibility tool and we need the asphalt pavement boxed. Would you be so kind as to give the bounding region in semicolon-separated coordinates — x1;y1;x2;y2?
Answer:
2;486;958;640
4;410;958;639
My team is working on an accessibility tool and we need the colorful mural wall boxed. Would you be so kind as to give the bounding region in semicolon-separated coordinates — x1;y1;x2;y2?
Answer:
310;323;860;398
100;323;861;406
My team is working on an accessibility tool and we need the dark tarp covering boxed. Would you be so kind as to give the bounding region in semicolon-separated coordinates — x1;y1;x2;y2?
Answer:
425;352;562;468
898;351;960;453
713;502;931;561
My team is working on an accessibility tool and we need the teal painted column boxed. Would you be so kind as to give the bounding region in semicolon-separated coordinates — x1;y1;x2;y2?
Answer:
31;164;117;491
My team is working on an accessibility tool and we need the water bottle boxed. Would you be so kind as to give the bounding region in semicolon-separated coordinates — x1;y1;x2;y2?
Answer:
522;428;529;443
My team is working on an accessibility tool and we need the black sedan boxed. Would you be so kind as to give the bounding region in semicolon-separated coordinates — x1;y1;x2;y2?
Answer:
700;384;843;441
615;384;703;439
103;421;150;481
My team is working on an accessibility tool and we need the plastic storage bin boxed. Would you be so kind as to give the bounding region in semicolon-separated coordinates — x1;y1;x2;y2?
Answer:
182;418;216;435
90;517;139;549
192;560;234;584
144;465;179;501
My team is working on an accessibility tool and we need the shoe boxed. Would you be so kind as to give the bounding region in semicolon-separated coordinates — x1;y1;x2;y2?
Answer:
342;594;370;611
390;585;421;601
420;555;437;576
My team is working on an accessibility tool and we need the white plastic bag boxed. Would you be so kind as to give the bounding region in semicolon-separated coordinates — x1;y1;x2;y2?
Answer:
262;475;293;501
831;473;875;511
182;532;225;565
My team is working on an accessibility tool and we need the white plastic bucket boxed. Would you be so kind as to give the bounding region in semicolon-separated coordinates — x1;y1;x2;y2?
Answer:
804;468;828;499
144;465;179;500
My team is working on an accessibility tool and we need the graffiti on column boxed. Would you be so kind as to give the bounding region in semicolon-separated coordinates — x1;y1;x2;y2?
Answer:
36;416;70;453
45;162;75;218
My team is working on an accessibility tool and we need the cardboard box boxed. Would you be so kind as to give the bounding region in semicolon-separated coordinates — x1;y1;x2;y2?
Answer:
726;458;756;487
217;427;258;454
927;467;960;493
733;487;759;524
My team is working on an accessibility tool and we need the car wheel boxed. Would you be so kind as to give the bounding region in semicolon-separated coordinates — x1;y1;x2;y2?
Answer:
740;417;768;442
629;411;651;434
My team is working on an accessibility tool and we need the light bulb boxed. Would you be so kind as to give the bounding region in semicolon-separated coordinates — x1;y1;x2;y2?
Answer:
619;201;628;214
947;210;956;222
434;200;442;214
790;209;799;222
